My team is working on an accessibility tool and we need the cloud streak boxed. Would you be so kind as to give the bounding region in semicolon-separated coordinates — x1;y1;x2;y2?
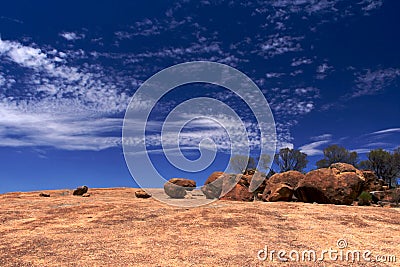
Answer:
60;32;86;41
367;128;400;135
352;68;400;98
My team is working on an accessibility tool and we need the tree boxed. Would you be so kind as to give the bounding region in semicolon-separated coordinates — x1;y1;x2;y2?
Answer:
394;147;400;174
316;145;359;169
359;148;400;188
259;154;272;172
274;148;308;173
229;155;254;174
229;154;272;174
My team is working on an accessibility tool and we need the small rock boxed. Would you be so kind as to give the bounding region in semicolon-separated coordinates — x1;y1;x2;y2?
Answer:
164;182;187;199
135;189;151;198
39;193;50;197
73;186;88;196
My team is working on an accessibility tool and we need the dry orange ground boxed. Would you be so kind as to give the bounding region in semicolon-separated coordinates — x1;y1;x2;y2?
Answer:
0;188;399;267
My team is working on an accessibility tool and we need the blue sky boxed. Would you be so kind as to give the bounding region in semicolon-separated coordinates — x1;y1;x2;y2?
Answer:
0;0;399;193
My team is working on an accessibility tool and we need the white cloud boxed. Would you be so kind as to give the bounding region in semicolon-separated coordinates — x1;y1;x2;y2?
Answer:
299;140;330;156
299;133;333;155
0;38;47;68
0;38;132;113
368;128;400;135
301;130;399;156
364;142;391;148
0;38;136;151
352;148;371;154
150;114;268;153
0;101;121;150
60;32;85;41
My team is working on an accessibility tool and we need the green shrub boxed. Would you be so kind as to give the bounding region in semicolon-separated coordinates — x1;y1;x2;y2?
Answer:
358;191;372;206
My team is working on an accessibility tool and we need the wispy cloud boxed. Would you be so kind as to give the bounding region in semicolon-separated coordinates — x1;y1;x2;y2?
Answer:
291;57;312;67
300;134;332;156
266;72;285;78
0;16;23;24
0;101;121;150
359;0;384;13
116;18;162;38
300;140;330;156
310;134;333;141
315;63;333;79
0;38;134;150
367;128;400;135
0;73;5;87
60;32;86;41
0;0;388;154
259;34;303;58
0;38;132;111
321;67;399;111
351;68;400;98
299;129;399;157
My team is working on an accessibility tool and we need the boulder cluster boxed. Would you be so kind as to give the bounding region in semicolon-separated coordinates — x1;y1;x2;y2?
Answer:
163;163;394;206
292;163;385;205
201;170;267;202
265;163;389;205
